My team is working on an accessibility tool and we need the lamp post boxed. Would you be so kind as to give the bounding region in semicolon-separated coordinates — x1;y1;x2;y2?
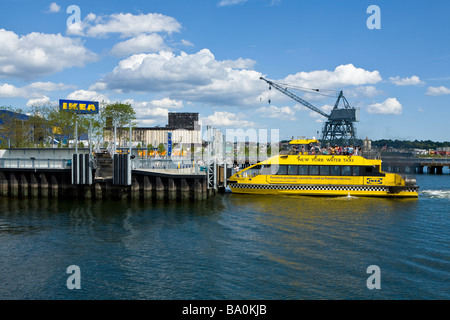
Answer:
75;120;78;154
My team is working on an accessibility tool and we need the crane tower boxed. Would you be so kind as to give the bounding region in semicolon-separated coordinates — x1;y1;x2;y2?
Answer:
260;77;359;146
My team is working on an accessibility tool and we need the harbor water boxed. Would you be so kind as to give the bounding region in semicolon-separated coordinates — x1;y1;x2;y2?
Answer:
0;173;448;300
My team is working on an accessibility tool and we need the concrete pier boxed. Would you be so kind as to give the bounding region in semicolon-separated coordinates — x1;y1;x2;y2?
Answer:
381;157;450;175
0;168;212;201
0;172;7;196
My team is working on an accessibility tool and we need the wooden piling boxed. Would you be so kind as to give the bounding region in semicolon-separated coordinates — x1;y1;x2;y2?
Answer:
0;172;8;196
180;179;190;200
95;182;103;200
51;174;58;198
168;178;176;200
10;173;18;197
131;177;140;200
155;176;165;201
40;173;48;198
30;173;39;197
143;176;152;201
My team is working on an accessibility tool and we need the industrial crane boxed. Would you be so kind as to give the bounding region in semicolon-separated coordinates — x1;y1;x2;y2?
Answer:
260;77;359;146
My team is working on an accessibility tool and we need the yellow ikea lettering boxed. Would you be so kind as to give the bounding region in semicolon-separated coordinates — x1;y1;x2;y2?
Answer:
62;102;68;110
69;103;78;110
79;104;86;110
87;104;96;111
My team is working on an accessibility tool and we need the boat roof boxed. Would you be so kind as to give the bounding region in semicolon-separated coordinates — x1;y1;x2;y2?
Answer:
289;139;319;145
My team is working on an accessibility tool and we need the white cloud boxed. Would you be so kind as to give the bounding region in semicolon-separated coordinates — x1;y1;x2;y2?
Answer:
367;98;402;115
136;105;170;119
66;90;109;102
201;111;254;127
110;34;167;56
26;81;75;91
346;86;382;98
96;56;382;111
307;104;333;119
99;49;263;107
256;105;298;120
0;81;73;98
0;29;97;79
292;103;308;112
0;83;28;98
89;82;107;91
138;119;160;127
426;86;450;96
123;98;183;122
148;98;184;109
181;39;194;47
76;13;181;38
26;96;51;107
66;22;83;36
49;2;60;13
389;75;424;86
282;64;382;89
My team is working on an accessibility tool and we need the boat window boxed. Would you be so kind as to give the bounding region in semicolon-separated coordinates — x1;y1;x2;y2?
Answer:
319;166;330;176
363;165;385;177
276;165;288;175
341;166;352;176
364;166;374;174
330;166;340;176
298;165;308;175
288;165;298;175
309;165;319;175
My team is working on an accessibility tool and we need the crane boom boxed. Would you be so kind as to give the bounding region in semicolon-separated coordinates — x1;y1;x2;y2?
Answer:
259;77;329;119
260;75;359;145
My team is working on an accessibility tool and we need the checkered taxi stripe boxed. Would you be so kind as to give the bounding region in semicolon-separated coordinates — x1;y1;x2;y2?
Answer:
229;183;418;193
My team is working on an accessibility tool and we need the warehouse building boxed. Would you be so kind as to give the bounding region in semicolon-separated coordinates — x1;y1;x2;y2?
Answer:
106;112;202;149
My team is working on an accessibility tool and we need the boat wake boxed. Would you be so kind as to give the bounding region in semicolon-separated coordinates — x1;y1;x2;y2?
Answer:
420;190;450;199
330;193;358;200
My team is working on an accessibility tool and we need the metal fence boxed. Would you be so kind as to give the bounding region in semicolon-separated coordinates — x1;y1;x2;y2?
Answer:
0;158;71;169
0;157;202;173
131;158;202;174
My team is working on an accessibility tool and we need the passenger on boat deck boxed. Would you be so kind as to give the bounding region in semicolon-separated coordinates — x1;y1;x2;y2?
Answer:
306;145;362;156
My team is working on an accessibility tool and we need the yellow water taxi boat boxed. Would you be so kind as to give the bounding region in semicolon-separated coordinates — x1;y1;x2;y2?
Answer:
228;139;419;198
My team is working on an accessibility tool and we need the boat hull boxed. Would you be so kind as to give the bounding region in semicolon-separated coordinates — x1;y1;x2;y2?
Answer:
228;183;419;198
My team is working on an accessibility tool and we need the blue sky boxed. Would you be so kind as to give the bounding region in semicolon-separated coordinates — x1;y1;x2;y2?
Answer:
0;0;449;141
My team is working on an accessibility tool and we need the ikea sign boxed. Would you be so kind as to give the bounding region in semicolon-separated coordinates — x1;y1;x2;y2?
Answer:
366;178;383;185
59;99;99;114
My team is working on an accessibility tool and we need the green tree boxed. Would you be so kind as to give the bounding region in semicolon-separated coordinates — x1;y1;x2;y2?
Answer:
101;102;137;148
27;104;59;147
0;106;32;148
49;108;77;147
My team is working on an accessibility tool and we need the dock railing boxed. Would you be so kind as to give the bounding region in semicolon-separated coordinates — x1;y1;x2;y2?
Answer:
361;150;381;160
0;158;70;169
131;158;199;174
